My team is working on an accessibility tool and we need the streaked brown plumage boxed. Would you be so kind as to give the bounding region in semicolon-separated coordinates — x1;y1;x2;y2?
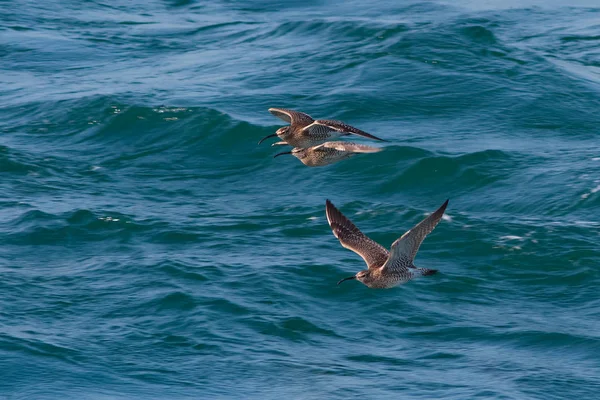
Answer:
326;199;449;289
273;141;383;167
259;108;386;148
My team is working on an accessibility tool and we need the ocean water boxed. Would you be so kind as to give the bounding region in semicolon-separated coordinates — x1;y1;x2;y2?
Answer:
1;0;600;398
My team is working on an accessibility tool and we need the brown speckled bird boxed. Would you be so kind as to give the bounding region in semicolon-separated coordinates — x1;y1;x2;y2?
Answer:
326;199;449;289
274;141;383;167
259;108;385;148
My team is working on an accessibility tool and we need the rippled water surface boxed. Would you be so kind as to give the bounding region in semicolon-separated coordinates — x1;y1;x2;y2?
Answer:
1;1;599;398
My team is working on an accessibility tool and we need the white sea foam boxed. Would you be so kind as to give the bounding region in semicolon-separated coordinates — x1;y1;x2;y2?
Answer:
581;184;600;199
500;235;524;241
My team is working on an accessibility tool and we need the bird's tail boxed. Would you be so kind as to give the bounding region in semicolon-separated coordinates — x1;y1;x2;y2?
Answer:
413;267;438;276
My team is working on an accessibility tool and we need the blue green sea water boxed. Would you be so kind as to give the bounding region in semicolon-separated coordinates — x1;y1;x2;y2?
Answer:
1;0;600;398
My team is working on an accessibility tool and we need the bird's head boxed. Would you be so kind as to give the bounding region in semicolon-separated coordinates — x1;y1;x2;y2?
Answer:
337;269;372;286
258;126;290;145
276;126;290;137
274;147;307;160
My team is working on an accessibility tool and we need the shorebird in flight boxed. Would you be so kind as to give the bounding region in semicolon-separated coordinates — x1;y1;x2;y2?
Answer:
259;108;385;148
326;199;449;289
274;141;383;167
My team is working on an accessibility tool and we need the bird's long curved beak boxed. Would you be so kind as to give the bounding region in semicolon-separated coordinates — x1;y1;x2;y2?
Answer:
337;276;356;285
273;151;292;158
258;133;278;145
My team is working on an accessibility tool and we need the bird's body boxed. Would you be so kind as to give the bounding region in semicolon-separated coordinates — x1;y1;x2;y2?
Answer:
274;141;383;167
326;199;449;289
344;264;437;289
259;108;385;148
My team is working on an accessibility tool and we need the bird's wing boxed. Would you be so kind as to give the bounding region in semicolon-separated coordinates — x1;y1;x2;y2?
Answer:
268;108;314;127
381;200;449;273
325;200;389;270
319;141;383;153
303;120;386;141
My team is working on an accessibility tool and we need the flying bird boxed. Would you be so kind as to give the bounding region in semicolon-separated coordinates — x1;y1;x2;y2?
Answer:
259;108;385;148
274;141;383;167
326;199;449;289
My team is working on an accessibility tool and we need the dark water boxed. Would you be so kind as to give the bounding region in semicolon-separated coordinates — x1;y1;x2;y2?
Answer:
1;1;600;398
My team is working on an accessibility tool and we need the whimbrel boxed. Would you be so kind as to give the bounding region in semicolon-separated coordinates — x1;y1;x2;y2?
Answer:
274;141;383;167
326;199;449;289
259;108;385;148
